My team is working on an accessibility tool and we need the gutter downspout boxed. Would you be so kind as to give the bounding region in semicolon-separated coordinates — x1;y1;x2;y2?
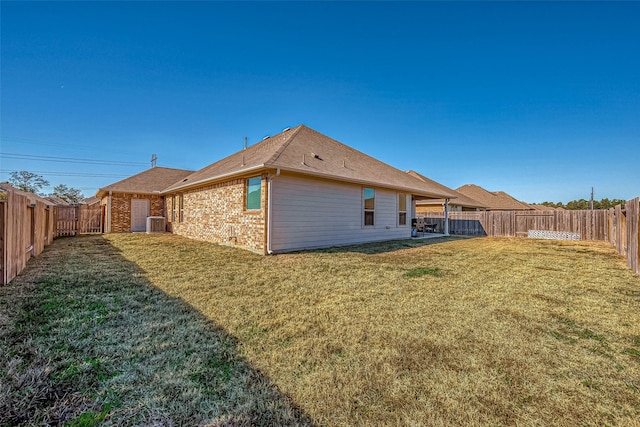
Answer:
107;191;112;233
444;198;450;236
266;168;280;254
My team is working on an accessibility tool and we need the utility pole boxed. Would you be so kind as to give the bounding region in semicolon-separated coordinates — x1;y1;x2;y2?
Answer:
151;154;157;168
590;186;594;210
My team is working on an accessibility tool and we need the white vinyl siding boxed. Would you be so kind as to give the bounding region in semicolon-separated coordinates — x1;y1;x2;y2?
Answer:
270;174;411;252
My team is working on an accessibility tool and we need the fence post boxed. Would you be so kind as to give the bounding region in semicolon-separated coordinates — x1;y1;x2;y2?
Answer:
0;201;5;285
626;197;639;274
444;199;450;236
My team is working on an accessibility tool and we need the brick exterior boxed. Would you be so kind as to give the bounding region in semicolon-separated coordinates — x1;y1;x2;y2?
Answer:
101;192;165;233
165;174;268;253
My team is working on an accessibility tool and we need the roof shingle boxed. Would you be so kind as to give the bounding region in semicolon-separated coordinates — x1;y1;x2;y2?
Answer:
163;125;456;198
96;167;193;197
455;184;533;211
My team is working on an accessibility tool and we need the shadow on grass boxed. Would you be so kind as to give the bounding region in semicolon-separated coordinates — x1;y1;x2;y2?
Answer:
0;236;314;426
304;235;472;255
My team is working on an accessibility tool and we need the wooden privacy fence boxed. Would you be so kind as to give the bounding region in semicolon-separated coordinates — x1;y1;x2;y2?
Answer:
418;210;609;240
56;204;102;237
1;187;56;285
1;185;103;284
609;198;639;275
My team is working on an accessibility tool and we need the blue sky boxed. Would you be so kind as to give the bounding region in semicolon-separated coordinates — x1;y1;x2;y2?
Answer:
2;1;639;203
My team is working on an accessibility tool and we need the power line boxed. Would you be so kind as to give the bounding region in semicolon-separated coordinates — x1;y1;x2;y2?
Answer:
1;136;103;150
0;152;147;166
0;169;128;178
0;136;149;158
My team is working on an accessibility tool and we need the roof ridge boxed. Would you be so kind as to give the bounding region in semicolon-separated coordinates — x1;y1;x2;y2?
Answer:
265;124;305;165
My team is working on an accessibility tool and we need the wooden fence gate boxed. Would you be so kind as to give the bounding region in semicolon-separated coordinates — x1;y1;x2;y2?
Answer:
56;204;102;237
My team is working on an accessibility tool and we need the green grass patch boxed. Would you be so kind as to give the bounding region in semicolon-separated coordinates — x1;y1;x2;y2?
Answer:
550;330;577;344
403;266;444;278
624;348;640;360
67;404;111;427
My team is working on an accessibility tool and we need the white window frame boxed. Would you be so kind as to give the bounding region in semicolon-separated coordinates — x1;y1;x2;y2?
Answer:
363;187;375;227
398;193;407;226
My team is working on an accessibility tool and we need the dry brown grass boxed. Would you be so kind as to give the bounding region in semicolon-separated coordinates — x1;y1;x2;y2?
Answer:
109;234;640;426
2;233;639;426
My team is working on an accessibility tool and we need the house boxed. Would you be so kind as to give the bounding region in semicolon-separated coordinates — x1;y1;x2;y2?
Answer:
455;184;533;211
95;167;193;233
161;125;456;254
406;171;488;213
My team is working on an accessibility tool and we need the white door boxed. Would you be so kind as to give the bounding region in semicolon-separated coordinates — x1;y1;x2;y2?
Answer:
131;199;150;232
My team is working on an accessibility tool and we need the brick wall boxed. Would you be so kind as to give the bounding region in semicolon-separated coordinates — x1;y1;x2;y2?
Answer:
102;192;165;233
166;174;267;253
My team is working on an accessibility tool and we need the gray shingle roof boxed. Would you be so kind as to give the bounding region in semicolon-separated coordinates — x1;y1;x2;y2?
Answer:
163;125;456;198
455;184;533;211
96;167;193;198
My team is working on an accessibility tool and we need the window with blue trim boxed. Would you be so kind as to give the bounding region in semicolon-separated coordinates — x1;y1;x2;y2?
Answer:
246;177;262;210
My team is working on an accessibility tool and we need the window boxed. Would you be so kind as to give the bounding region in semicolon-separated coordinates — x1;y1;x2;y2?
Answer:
179;194;184;222
171;196;176;222
398;193;407;226
246;176;262;210
364;187;375;226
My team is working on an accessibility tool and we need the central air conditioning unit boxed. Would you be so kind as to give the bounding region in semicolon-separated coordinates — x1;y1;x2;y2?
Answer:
146;216;166;233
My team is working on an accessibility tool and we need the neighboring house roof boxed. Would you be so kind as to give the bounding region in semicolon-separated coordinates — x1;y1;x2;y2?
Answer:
163;125;457;199
44;196;70;206
96;167;193;198
529;204;565;211
84;196;100;206
407;170;488;209
455;184;533;211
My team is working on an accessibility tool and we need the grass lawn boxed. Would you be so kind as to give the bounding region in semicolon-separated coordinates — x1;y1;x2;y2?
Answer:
1;234;639;426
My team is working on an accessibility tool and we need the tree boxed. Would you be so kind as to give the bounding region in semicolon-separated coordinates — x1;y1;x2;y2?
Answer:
9;170;49;193
539;198;627;210
51;184;85;205
566;199;590;210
